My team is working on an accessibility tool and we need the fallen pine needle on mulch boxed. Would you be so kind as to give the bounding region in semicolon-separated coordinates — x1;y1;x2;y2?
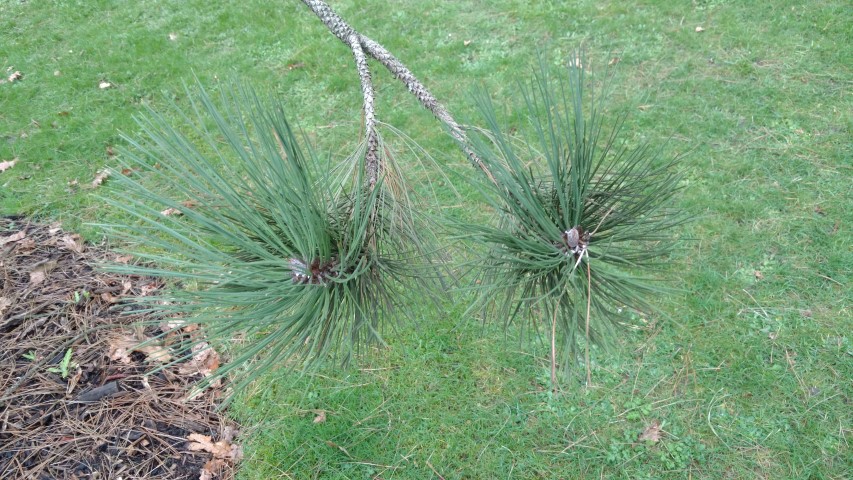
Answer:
0;216;240;480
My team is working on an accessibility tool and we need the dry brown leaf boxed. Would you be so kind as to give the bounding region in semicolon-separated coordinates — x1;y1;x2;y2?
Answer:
199;460;217;480
91;169;111;187
178;342;220;378
108;335;137;363
115;254;133;264
139;344;172;363
59;234;86;253
161;207;182;216
0;158;17;172
100;291;119;303
139;282;159;296
638;419;662;443
313;410;327;424
0;230;26;245
8;71;22;82
17;236;36;251
29;260;57;286
66;366;83;396
754;270;764;280
187;433;242;460
108;334;172;363
0;297;11;316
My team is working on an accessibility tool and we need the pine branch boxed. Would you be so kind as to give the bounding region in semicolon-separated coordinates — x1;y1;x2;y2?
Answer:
300;0;495;183
348;33;380;188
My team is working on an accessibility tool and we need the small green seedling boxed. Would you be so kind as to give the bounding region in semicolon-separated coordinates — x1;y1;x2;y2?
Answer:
47;348;78;379
22;350;37;361
72;290;91;304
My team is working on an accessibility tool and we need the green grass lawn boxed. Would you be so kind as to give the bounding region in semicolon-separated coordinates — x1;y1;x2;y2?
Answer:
2;1;851;478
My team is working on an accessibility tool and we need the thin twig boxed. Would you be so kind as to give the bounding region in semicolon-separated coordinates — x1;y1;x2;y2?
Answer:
426;460;446;480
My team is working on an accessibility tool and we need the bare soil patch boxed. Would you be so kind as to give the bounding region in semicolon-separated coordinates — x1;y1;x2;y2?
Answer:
0;216;239;479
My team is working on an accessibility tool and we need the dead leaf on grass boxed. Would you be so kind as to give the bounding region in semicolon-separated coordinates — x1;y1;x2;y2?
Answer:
695;26;705;32
313;410;327;424
98;81;112;89
0;158;17;172
91;169;111;187
638;419;662;443
8;71;22;82
114;254;133;264
161;207;182;216
754;270;764;280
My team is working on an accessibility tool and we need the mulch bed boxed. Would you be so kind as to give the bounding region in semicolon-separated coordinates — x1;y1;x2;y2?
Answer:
0;216;239;480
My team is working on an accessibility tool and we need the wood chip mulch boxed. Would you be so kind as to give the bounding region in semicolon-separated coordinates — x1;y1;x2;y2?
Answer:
0;216;240;480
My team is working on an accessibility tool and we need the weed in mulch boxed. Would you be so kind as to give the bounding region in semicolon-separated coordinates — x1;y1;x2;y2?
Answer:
0;216;240;480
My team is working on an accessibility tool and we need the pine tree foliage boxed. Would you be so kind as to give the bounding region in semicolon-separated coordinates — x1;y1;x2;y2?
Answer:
101;83;435;395
461;59;687;371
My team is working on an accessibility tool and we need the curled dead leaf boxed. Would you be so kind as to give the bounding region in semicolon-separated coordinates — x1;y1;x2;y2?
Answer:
91;169;111;188
638;419;662;443
187;433;242;461
313;410;327;424
59;234;86;253
100;291;119;303
178;342;221;378
108;334;172;364
0;158;18;172
139;282;159;296
29;260;57;286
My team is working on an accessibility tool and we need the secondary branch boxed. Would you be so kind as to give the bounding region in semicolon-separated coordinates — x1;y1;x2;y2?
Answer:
300;0;495;183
